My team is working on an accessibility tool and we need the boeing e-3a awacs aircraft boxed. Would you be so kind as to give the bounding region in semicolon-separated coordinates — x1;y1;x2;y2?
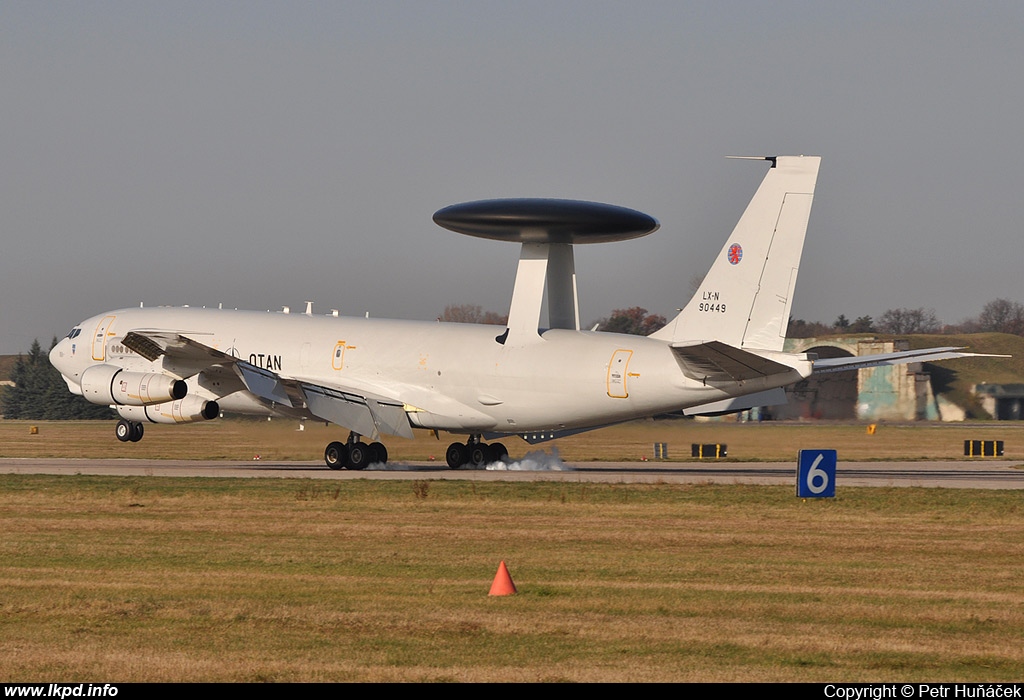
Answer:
50;155;990;469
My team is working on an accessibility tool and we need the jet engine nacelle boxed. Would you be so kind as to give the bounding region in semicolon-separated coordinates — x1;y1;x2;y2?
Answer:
80;364;187;406
115;396;220;424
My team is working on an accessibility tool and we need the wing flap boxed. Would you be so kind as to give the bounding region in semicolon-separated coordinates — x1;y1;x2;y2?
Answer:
300;383;415;440
235;362;297;406
367;398;416;439
302;384;381;438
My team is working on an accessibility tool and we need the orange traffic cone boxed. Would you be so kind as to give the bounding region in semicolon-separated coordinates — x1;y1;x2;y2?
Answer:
489;560;517;596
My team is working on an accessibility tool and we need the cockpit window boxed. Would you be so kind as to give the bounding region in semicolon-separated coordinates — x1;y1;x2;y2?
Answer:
65;328;82;340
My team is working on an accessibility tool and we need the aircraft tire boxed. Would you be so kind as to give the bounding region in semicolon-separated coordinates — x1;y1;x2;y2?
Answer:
116;420;133;443
469;443;492;467
369;441;388;465
129;422;144;442
324;441;347;470
347;442;371;470
491;442;508;462
446;442;468;469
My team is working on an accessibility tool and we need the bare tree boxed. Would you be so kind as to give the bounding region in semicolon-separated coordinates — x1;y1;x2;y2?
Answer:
978;298;1024;335
876;307;940;334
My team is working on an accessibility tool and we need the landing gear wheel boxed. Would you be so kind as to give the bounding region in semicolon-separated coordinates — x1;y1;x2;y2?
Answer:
491;442;508;462
129;422;144;442
446;442;468;469
116;420;132;443
347;441;371;470
325;441;347;470
469;443;493;467
369;441;388;465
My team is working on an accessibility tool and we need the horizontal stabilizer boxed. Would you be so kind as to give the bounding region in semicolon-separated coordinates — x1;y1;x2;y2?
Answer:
812;347;1009;375
670;341;796;382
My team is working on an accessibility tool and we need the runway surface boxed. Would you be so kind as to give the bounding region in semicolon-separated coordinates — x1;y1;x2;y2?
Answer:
1;457;1022;489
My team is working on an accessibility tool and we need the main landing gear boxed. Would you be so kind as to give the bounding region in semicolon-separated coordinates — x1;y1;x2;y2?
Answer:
446;436;508;469
115;419;144;443
324;432;388;470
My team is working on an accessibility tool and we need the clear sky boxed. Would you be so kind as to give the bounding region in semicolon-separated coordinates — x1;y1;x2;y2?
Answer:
2;1;1022;354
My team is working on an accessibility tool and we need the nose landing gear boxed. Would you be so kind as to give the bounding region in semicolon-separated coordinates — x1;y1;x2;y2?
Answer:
115;419;144;443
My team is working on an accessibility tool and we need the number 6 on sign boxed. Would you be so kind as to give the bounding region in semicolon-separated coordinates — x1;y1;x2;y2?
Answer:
797;450;836;498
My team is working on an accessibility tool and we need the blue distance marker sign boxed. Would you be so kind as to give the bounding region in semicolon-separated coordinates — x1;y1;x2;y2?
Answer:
797;449;837;498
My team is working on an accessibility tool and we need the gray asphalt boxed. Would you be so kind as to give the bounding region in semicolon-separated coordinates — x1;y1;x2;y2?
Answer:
1;458;1022;489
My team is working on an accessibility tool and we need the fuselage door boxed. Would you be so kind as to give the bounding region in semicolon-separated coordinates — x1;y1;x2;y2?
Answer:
92;315;116;361
606;349;633;399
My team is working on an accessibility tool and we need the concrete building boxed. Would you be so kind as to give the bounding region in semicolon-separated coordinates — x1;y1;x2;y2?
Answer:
973;384;1024;420
768;337;964;421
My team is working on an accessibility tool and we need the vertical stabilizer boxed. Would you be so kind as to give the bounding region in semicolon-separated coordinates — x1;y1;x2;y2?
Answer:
650;155;820;351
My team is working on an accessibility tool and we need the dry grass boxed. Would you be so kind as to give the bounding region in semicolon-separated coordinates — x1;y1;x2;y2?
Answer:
3;418;1022;681
1;418;1022;462
0;476;1022;682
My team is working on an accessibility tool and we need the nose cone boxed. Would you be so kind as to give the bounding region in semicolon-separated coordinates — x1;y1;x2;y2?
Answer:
49;338;71;375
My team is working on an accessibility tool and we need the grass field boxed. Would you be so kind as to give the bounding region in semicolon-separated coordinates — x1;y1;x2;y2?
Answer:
0;475;1022;682
3;417;1024;462
2;419;1023;682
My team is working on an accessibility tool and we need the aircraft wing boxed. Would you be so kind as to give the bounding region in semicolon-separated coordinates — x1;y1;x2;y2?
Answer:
812;347;1008;375
234;362;413;439
669;341;797;382
121;330;434;440
125;330;416;439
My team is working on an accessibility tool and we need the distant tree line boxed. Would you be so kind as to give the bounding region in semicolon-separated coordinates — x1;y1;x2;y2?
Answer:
788;298;1024;338
590;307;666;335
438;304;508;325
1;339;113;419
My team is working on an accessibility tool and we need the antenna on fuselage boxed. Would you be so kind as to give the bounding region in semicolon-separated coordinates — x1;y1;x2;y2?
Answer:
305;301;313;315
432;199;659;346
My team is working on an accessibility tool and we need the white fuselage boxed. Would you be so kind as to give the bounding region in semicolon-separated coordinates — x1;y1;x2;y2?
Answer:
49;306;808;437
